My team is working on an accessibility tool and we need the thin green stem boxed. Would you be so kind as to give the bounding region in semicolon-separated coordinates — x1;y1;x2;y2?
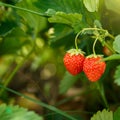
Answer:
0;85;77;120
83;27;115;40
108;33;115;40
75;30;83;50
81;27;115;54
0;2;48;17
92;37;98;56
83;28;107;34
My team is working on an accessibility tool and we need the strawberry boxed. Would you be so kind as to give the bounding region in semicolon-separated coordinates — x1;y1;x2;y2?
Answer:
83;55;106;82
63;49;85;75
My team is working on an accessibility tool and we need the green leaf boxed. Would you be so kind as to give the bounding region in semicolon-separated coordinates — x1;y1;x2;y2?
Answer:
49;24;75;48
83;0;99;12
114;107;120;120
34;0;84;14
59;72;79;94
34;0;97;32
94;20;102;28
0;104;43;120
4;0;21;5
91;109;113;120
45;9;56;16
0;27;29;56
16;0;47;35
48;12;82;30
0;20;17;37
113;35;120;53
114;65;120;86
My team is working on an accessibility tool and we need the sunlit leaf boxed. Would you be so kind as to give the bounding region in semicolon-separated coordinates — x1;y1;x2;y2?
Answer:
83;0;99;12
91;109;113;120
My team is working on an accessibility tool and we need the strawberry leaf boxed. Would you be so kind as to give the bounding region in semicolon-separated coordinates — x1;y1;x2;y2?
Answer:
90;109;113;120
113;35;120;53
0;20;17;37
49;24;74;48
114;107;120;120
34;0;84;14
0;104;43;120
0;28;29;56
94;20;102;28
48;12;82;32
16;0;47;35
114;65;120;86
59;72;79;94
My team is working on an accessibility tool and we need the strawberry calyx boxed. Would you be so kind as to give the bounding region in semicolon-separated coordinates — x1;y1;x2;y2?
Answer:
67;49;85;56
86;54;104;58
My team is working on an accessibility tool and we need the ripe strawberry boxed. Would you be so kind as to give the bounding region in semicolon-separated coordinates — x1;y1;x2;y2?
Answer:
103;46;112;56
83;55;106;82
63;49;85;75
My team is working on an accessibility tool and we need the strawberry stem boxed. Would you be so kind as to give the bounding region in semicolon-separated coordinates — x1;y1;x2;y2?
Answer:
83;27;115;54
75;30;83;50
92;37;98;57
75;27;115;54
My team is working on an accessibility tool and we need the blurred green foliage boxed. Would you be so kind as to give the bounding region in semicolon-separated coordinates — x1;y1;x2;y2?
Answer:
0;0;120;120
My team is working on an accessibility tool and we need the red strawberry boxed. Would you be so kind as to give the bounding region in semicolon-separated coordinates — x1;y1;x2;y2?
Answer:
83;55;106;82
63;49;85;75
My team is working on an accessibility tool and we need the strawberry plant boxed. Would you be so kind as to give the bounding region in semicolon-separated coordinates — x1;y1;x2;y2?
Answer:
0;0;120;120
